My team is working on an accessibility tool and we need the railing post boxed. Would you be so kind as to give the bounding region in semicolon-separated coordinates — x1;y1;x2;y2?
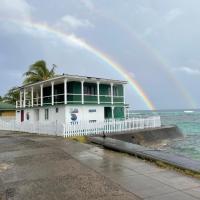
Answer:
51;81;54;106
23;89;26;108
123;84;126;104
31;87;34;107
20;90;23;108
112;107;114;119
111;83;113;104
64;78;67;104
97;81;100;104
81;81;84;104
40;84;43;106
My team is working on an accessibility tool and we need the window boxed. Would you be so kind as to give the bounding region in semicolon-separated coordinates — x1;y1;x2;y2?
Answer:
84;85;97;95
89;109;96;113
26;112;30;120
56;107;59;113
108;87;111;96
89;120;97;123
113;86;119;96
45;109;49;120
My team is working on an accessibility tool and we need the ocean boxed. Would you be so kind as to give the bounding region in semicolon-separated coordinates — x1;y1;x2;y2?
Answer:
130;110;200;161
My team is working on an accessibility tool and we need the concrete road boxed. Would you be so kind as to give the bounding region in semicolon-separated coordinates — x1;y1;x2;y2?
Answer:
0;131;200;200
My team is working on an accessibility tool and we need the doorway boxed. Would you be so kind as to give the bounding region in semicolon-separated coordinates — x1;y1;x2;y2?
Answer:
104;107;112;119
21;110;24;122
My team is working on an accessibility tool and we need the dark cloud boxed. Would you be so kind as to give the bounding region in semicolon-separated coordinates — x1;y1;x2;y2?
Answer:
0;0;200;109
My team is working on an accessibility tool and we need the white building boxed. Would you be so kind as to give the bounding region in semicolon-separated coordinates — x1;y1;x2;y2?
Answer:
15;74;127;125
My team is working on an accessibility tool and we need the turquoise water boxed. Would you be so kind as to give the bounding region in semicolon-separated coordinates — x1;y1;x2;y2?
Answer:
131;110;200;160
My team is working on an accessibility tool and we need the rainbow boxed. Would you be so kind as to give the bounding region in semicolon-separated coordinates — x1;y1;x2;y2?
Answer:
0;18;155;110
95;12;197;108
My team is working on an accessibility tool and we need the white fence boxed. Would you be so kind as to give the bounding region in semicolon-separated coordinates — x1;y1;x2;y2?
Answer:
0;117;65;137
65;116;161;137
0;116;161;138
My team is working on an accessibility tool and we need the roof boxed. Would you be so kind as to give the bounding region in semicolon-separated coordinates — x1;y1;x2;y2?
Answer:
0;102;15;111
16;74;128;90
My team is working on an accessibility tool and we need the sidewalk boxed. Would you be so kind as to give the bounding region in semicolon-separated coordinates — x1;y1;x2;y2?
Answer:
61;139;200;200
0;131;200;199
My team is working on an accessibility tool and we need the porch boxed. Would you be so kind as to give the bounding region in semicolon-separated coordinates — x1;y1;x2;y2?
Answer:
16;75;126;108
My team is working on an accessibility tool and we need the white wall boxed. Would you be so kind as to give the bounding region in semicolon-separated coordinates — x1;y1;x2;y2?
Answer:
39;106;66;124
16;105;106;124
16;110;21;123
65;105;105;123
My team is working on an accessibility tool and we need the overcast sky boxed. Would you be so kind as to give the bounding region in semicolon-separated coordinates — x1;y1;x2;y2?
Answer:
0;0;200;110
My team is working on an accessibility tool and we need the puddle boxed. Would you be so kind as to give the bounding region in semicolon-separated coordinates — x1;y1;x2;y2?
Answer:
0;163;11;172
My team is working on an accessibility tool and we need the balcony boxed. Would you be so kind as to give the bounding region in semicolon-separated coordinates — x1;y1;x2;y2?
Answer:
16;79;125;109
16;93;125;108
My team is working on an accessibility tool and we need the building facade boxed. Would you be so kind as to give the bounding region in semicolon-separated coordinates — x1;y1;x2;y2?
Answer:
0;103;16;117
16;74;127;124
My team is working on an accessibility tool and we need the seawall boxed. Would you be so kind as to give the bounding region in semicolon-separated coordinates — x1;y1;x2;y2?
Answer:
89;137;200;174
107;125;183;146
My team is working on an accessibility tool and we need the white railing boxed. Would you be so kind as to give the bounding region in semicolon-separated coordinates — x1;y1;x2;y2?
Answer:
16;93;124;108
65;116;161;137
0;116;161;138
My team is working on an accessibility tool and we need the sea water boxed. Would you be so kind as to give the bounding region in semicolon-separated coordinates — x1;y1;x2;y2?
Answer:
130;110;200;161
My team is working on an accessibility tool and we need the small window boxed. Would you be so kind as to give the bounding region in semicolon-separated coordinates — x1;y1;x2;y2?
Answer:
56;108;59;113
89;120;97;123
26;112;30;120
89;109;96;113
45;109;49;120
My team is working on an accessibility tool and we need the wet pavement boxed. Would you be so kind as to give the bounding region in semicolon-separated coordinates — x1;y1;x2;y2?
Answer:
89;137;200;173
0;131;139;200
0;131;200;199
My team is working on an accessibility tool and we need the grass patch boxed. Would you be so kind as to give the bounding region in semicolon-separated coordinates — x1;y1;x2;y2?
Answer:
67;136;88;143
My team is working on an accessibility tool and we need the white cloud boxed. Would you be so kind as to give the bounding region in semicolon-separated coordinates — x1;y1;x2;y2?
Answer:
0;0;32;20
58;15;94;30
80;0;94;11
61;15;93;28
173;66;200;75
165;8;183;23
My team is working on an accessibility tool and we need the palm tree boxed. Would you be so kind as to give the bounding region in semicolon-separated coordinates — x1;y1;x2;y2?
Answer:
3;87;19;105
0;96;3;102
23;60;57;84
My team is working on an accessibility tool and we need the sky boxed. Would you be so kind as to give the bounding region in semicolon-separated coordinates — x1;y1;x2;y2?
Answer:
0;0;200;110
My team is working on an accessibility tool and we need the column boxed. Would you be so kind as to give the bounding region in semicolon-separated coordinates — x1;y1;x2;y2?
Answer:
64;78;67;104
97;81;100;104
81;81;84;104
23;89;26;108
20;90;23;108
51;81;54;105
36;92;39;106
31;87;34;107
112;107;114;119
123;84;126;104
40;84;43;106
111;83;113;105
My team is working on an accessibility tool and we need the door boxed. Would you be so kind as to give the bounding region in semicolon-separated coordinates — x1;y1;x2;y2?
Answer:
21;110;24;122
104;107;112;119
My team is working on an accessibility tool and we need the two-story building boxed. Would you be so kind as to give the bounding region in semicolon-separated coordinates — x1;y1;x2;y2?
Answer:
16;74;127;124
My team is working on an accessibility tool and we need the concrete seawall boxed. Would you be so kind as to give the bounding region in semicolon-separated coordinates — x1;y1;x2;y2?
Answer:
89;137;200;174
108;125;183;146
